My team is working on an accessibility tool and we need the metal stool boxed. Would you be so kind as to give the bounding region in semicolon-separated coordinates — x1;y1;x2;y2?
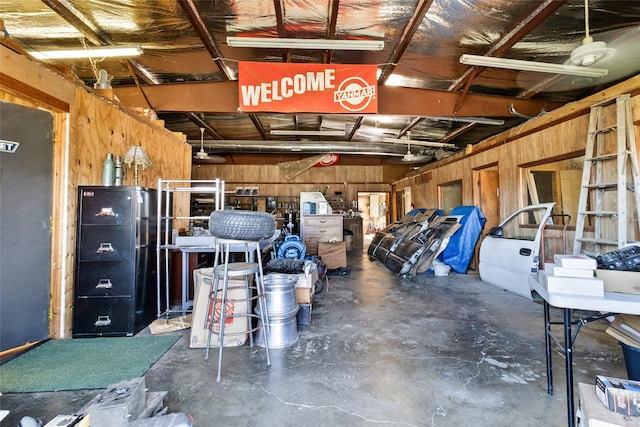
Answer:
204;238;271;382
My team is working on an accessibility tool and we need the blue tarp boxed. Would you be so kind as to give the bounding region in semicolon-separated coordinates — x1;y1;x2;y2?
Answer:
440;206;486;274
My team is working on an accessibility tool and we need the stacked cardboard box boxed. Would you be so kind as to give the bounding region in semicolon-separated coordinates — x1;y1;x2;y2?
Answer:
541;254;604;297
318;241;347;269
189;268;248;348
595;376;640;417
605;314;640;349
577;382;637;426
292;264;318;304
595;269;640;295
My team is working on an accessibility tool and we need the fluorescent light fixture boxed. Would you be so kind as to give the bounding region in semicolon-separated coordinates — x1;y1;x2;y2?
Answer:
459;54;608;78
383;138;458;149
270;129;346;136
29;45;142;60
227;37;384;51
424;116;505;126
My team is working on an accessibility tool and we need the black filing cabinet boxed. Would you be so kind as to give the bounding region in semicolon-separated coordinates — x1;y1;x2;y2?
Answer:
73;186;158;337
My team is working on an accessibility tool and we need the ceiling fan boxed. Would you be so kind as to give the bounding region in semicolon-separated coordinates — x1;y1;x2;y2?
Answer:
569;0;616;67
401;142;432;164
194;127;225;164
461;0;640;92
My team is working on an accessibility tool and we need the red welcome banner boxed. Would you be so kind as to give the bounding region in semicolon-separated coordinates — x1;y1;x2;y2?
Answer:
238;62;378;114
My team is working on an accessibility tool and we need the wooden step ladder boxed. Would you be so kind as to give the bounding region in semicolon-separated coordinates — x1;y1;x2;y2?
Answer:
572;94;640;255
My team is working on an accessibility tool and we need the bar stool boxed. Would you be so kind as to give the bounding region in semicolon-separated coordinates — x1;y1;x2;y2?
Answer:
204;238;271;382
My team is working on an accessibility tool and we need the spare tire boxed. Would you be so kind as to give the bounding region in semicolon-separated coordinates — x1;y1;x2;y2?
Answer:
209;210;276;241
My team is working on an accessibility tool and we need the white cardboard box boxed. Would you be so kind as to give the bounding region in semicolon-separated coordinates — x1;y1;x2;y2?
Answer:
595;269;640;295
544;262;595;278
541;271;604;297
554;254;598;270
190;268;248;348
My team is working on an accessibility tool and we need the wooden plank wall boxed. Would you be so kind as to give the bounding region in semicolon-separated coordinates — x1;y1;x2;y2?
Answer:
392;75;640;251
68;88;192;336
73;89;191;187
192;164;394;204
1;42;192;339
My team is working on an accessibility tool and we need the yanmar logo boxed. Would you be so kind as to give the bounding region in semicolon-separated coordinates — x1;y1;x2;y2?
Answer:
333;76;376;112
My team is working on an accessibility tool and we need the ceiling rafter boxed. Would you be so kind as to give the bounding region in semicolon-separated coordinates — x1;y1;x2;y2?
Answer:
187;113;223;139
177;0;233;80
273;0;290;62
439;123;477;144
519;74;569;98
40;0;104;46
323;0;340;64
451;0;567;92
248;114;268;140
347;116;364;141
451;0;568;112
487;0;567;56
398;117;424;139
41;0;157;85
377;0;435;85
125;62;153;109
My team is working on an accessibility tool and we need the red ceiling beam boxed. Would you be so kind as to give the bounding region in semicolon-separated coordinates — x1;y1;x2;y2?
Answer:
113;81;562;117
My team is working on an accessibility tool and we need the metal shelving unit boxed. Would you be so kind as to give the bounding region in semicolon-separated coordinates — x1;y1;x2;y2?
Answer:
156;179;225;317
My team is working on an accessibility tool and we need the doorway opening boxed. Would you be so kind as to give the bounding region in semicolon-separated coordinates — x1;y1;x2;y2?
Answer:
357;192;389;244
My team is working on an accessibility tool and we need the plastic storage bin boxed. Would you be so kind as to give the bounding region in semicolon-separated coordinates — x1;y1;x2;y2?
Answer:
620;342;640;380
297;303;312;326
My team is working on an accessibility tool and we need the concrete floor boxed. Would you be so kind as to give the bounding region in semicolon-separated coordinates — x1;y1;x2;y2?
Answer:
1;246;629;427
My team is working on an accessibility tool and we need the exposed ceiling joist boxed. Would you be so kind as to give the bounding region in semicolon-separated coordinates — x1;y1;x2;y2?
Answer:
186;112;223;139
439;123;477;144
8;0;638;166
451;0;568;108
398;117;424;139
41;0;156;85
273;0;289;62
40;0;106;46
322;0;340;64
178;0;233;80
347;116;364;141
248;113;268;140
113;82;560;117
378;0;435;85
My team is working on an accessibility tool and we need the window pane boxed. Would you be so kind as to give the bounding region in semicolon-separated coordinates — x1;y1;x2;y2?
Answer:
501;209;547;241
523;156;585;227
439;181;462;215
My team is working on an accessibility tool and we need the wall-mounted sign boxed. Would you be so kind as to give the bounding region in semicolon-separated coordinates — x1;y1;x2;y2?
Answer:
0;139;20;153
313;153;340;167
238;62;378;114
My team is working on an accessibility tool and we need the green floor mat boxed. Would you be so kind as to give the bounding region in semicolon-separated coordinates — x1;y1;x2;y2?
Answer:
0;335;180;393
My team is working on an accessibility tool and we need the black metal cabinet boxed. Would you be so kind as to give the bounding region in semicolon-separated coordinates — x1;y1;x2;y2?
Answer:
73;186;158;337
